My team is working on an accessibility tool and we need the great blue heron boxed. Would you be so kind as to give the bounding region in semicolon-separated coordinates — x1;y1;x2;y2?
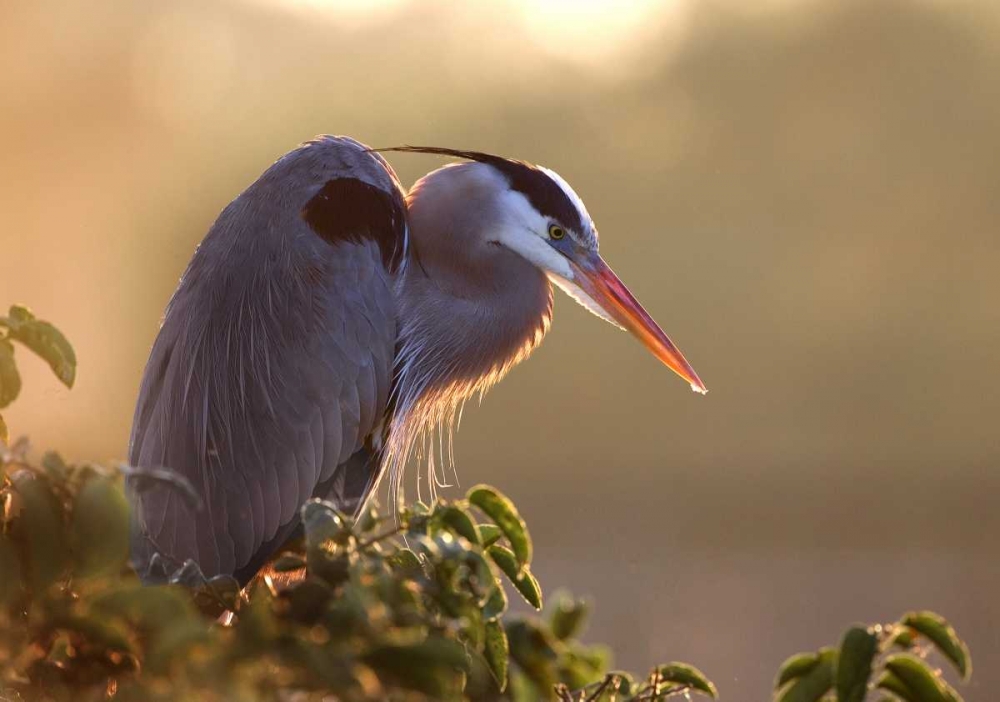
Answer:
127;136;705;585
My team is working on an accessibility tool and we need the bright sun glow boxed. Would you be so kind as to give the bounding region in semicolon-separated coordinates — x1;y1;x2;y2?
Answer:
510;0;689;63
246;0;690;64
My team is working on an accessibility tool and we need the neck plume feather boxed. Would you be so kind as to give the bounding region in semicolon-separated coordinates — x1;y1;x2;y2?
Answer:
377;165;554;508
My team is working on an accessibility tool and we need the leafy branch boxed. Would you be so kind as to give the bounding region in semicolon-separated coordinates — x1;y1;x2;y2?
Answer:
773;611;972;702
0;305;977;702
0;304;76;444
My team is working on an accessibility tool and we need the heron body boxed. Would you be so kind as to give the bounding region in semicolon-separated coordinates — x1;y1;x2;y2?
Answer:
127;136;705;585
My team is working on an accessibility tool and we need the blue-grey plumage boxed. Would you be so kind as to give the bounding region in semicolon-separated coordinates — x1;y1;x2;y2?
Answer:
128;137;403;583
128;135;706;586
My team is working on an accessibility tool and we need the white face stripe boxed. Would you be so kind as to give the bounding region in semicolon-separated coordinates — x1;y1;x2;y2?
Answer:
493;187;575;279
489;164;623;329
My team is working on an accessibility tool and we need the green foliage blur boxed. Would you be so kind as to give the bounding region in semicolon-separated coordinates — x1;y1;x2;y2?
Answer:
0;449;717;702
0;309;976;701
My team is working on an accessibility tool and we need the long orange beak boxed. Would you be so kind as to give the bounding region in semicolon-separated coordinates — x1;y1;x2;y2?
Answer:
570;253;707;394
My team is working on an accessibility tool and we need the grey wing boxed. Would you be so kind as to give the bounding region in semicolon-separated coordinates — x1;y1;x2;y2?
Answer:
127;136;406;584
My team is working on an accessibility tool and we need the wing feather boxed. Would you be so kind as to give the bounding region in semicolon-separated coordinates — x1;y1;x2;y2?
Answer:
128;136;405;582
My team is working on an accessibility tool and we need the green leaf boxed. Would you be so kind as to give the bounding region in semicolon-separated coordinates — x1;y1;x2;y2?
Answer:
889;627;918;650
655;662;718;699
837;626;878;702
433;504;481;545
776;652;821;689
468;485;532;569
91;582;196;633
356;502;379;532
0;338;21;409
776;647;836;702
483;583;508;621
10;470;70;590
389;547;424;575
365;638;468;697
506;619;559;693
550;592;589;641
900;611;972;681
478;523;503;548
883;654;950;702
303;499;352;578
484;618;510;691
5;305;76;388
49;613;133;654
71;474;130;577
487;544;542;610
146;618;215;675
876;671;915;699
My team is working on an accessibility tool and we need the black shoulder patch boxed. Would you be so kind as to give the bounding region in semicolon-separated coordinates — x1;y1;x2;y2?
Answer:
375;146;585;234
301;178;406;273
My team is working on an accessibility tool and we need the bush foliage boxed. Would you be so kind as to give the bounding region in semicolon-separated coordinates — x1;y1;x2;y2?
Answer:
0;306;976;701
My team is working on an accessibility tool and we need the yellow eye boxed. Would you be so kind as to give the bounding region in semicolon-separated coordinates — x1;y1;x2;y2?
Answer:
548;224;565;240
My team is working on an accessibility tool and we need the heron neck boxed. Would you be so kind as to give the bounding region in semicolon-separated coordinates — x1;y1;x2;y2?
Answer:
395;233;553;411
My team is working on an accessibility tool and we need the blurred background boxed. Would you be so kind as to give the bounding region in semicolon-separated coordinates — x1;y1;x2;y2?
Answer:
2;0;998;696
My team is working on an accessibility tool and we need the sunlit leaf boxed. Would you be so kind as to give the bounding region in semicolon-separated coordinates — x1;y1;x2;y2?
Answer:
876;671;915;698
10;470;69;590
884;654;951;702
468;485;532;569
609;671;636;697
487;544;542;610
0;339;21;409
146;618;215;675
478;523;503;548
775;652;821;689
303;498;352;580
433;504;481;545
550;592;589;641
389;547;424;575
889;627;918;650
356;502;379;532
485;617;509;691
365;639;468;697
483;582;508;621
50;613;133;654
71;475;130;577
775;647;836;702
655;662;718;698
837;625;878;702
506;619;559;693
91;582;196;633
0;412;7;444
5;305;76;388
900;611;972;681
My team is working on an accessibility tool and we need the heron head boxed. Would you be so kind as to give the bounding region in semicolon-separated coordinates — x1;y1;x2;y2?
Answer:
380;146;706;394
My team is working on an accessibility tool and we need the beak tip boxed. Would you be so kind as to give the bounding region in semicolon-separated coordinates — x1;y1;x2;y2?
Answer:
690;381;708;395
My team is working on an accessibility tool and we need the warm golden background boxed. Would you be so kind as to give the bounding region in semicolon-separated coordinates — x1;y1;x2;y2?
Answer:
2;0;998;696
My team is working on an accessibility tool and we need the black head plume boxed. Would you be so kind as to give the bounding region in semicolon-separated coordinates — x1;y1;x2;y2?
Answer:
374;145;586;234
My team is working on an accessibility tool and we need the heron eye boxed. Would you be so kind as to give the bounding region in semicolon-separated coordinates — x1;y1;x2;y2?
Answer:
548;224;565;240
